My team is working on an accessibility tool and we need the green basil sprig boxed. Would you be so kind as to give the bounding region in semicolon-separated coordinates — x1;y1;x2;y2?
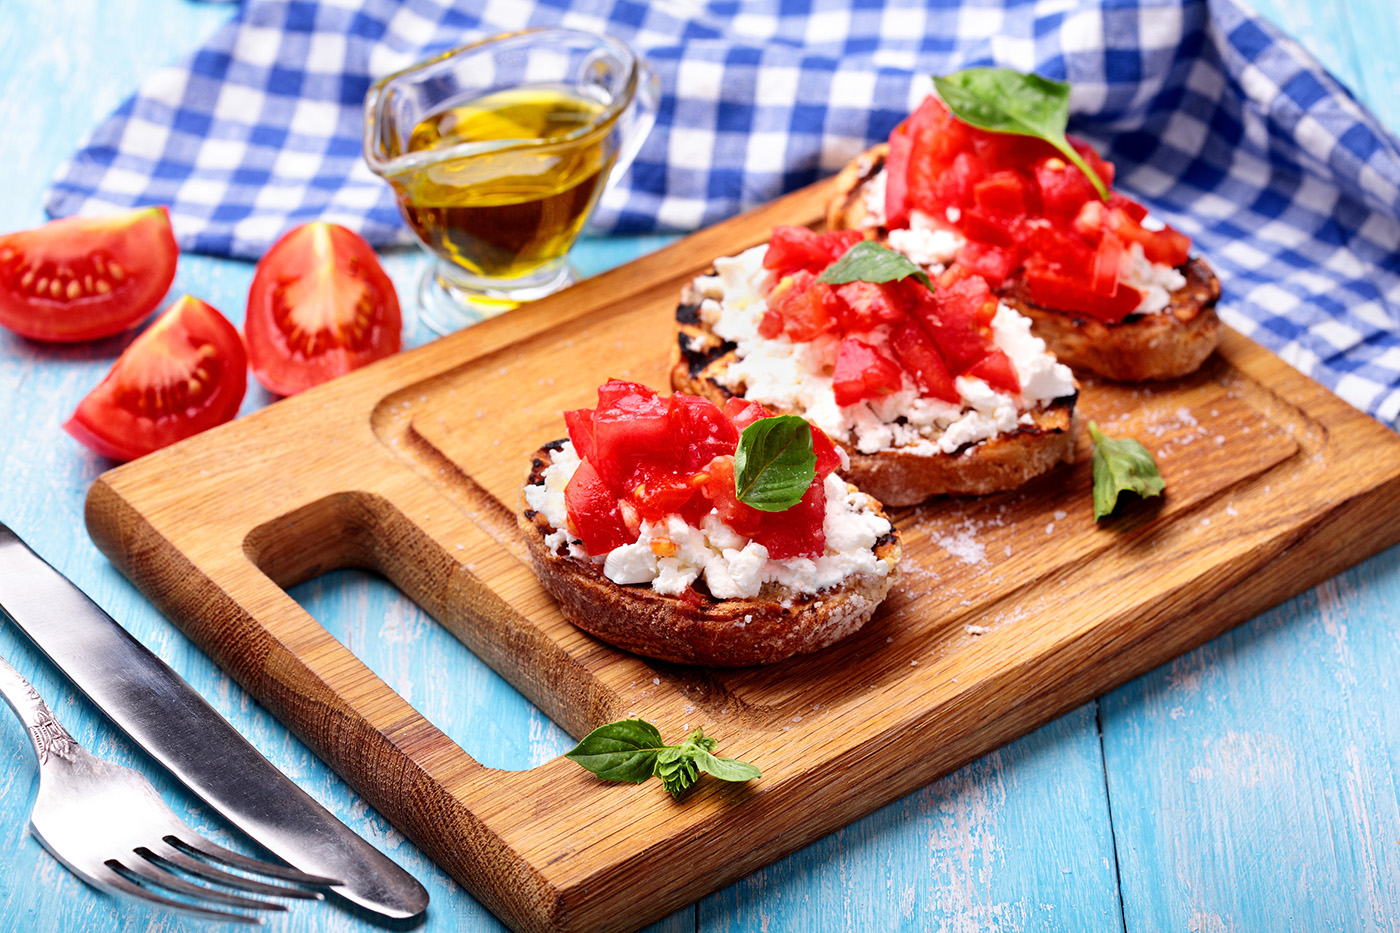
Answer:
734;415;817;512
932;67;1109;201
565;719;761;799
1089;421;1165;519
815;240;932;290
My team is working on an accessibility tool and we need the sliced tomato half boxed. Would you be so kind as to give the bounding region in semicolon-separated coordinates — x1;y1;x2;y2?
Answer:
0;207;177;343
63;295;247;461
244;222;401;396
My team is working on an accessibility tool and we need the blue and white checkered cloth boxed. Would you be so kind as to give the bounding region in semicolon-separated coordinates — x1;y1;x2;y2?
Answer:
45;0;1400;423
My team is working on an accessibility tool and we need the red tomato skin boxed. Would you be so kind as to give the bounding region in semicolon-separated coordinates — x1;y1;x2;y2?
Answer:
244;223;401;396
563;457;633;555
884;120;914;230
966;349;1022;395
832;338;904;407
1023;261;1144;323
63;295;247;462
0;207;177;343
889;319;960;404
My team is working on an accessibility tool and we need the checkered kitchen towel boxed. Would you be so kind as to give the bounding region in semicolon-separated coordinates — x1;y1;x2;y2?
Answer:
45;0;1400;423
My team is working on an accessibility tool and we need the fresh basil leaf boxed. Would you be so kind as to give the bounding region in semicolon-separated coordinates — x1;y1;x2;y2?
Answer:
564;719;668;783
677;728;717;755
815;240;932;289
694;750;763;783
655;747;701;799
734;415;818;512
933;68;1109;201
1089;421;1166;519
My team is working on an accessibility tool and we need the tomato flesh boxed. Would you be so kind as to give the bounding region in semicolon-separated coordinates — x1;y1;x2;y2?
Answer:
244;222;401;396
0;207;177;343
63;295;247;461
561;380;831;564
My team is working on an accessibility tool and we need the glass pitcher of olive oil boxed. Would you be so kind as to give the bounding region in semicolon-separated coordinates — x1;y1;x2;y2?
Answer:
364;29;659;334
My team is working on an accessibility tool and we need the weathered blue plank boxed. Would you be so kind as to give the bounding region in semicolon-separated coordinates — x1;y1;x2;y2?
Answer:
1102;548;1400;931
699;703;1126;932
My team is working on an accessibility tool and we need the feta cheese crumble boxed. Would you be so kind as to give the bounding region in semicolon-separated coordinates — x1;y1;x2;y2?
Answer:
691;245;1076;457
527;442;894;599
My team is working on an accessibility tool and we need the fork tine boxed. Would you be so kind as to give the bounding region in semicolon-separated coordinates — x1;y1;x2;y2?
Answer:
149;840;326;901
165;834;341;887
119;853;286;912
94;862;264;926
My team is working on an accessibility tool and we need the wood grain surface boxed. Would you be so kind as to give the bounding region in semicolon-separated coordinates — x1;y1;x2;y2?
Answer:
1;1;1399;932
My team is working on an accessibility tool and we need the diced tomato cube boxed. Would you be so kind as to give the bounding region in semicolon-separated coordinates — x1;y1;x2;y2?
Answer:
564;458;632;555
1109;193;1147;223
973;170;1034;217
758;308;784;339
722;396;771;431
668;393;738;471
1023;259;1144;323
811;426;843;479
834;280;903;330
591;386;675;483
563;408;596;460
1104;207;1190;267
956;241;1020;289
699;455;763;539
890;319;960;404
763;226;864;278
631;469;698;522
917;275;999;375
965;348;1021;396
885;120;913;230
770;271;839;342
752;480;826;560
1090;231;1126;296
832;338;904;406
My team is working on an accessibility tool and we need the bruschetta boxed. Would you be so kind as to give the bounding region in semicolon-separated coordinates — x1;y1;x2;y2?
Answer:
673;227;1079;507
827;94;1221;382
520;379;901;666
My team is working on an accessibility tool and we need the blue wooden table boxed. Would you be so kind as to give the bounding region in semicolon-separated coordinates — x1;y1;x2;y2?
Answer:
2;2;1398;930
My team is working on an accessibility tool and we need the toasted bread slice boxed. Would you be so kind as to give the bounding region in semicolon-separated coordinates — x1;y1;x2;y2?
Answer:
673;281;1077;507
521;442;902;666
827;143;1222;382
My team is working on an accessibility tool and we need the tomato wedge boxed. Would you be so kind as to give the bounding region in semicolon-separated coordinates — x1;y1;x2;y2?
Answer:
0;207;177;342
244;223;401;396
63;295;247;461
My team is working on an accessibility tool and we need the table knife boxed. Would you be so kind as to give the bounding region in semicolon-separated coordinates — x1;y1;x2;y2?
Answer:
0;521;428;920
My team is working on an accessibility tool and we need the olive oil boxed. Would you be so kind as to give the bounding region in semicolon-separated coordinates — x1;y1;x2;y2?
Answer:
389;86;618;281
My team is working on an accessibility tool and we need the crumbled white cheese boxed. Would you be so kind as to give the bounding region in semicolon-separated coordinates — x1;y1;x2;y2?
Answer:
860;169;887;228
697;246;1074;456
1121;241;1188;314
526;444;894;598
886;210;965;271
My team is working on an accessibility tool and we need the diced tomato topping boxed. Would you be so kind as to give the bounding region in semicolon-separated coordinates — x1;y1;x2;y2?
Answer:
889;319;959;404
559;381;833;565
769;270;839;341
922;276;999;375
833;280;904;330
832;338;903;406
884;95;1190;316
965;349;1021;395
564;458;633;555
763;226;864;279
956;241;1019;288
884;120;913;230
1023;260;1144;323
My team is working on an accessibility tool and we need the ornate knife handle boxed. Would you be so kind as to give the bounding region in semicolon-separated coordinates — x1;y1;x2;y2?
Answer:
0;652;77;766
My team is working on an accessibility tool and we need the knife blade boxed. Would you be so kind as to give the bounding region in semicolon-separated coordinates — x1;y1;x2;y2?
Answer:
0;521;428;920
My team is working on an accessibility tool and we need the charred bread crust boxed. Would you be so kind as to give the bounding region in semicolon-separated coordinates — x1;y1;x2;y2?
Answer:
827;143;1223;381
520;444;902;666
673;280;1078;507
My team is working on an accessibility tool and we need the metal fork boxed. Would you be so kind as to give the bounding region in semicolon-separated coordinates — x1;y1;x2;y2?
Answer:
0;651;338;924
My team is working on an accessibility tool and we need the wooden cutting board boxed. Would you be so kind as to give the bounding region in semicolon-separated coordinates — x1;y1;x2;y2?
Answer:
85;178;1400;933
